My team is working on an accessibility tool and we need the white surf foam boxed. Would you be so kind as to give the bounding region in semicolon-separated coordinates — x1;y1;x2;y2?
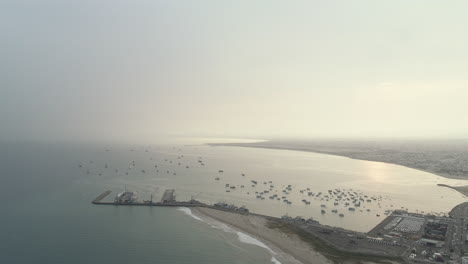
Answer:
177;207;203;221
236;231;275;254
271;257;282;264
178;207;282;264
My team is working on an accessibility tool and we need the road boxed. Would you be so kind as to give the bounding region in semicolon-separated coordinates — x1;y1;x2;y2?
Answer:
448;202;468;262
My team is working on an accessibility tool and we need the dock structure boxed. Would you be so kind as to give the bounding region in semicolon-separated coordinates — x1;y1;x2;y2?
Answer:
91;189;202;207
92;190;112;204
90;189;468;262
161;189;176;203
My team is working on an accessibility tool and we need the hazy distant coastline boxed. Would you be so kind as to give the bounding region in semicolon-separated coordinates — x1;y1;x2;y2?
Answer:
208;139;468;181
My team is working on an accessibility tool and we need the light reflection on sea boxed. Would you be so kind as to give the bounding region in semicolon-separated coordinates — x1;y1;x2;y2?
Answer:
84;138;468;232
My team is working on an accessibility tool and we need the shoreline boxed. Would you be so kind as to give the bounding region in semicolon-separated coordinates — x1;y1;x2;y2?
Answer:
437;184;468;197
207;142;468;192
192;207;332;264
192;207;401;264
207;143;463;180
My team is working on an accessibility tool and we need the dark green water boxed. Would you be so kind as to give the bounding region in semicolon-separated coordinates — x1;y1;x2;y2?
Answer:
0;142;276;264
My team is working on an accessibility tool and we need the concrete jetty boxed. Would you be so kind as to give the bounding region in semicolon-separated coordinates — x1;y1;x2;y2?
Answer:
92;190;112;204
91;189;467;262
161;189;176;203
92;189;201;207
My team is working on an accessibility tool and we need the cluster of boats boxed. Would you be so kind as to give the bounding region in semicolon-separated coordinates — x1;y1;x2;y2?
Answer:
79;146;450;221
215;172;400;218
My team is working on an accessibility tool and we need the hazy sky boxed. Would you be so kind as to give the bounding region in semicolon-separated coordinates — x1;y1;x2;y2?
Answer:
1;0;468;141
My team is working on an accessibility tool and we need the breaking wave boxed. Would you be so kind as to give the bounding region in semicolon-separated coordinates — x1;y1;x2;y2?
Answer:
177;207;203;221
236;231;275;254
271;257;282;264
177;207;282;263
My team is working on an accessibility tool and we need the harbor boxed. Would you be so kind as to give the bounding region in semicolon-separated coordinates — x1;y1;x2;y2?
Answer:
81;142;468;263
92;187;468;263
75;142;468;234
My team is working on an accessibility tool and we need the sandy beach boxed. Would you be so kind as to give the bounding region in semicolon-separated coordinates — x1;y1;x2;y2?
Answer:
192;208;405;264
192;207;332;264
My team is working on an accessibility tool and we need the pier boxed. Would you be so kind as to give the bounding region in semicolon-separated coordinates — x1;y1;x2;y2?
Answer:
161;189;176;203
91;190;204;207
92;190;111;204
91;189;466;263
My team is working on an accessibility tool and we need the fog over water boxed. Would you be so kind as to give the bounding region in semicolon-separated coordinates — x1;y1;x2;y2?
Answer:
2;2;468;264
1;0;468;141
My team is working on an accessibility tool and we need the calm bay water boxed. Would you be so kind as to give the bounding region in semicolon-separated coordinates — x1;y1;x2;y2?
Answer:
0;141;275;264
2;139;467;263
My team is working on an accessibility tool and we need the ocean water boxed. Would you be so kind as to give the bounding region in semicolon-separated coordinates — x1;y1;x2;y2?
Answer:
2;139;467;263
0;141;277;264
